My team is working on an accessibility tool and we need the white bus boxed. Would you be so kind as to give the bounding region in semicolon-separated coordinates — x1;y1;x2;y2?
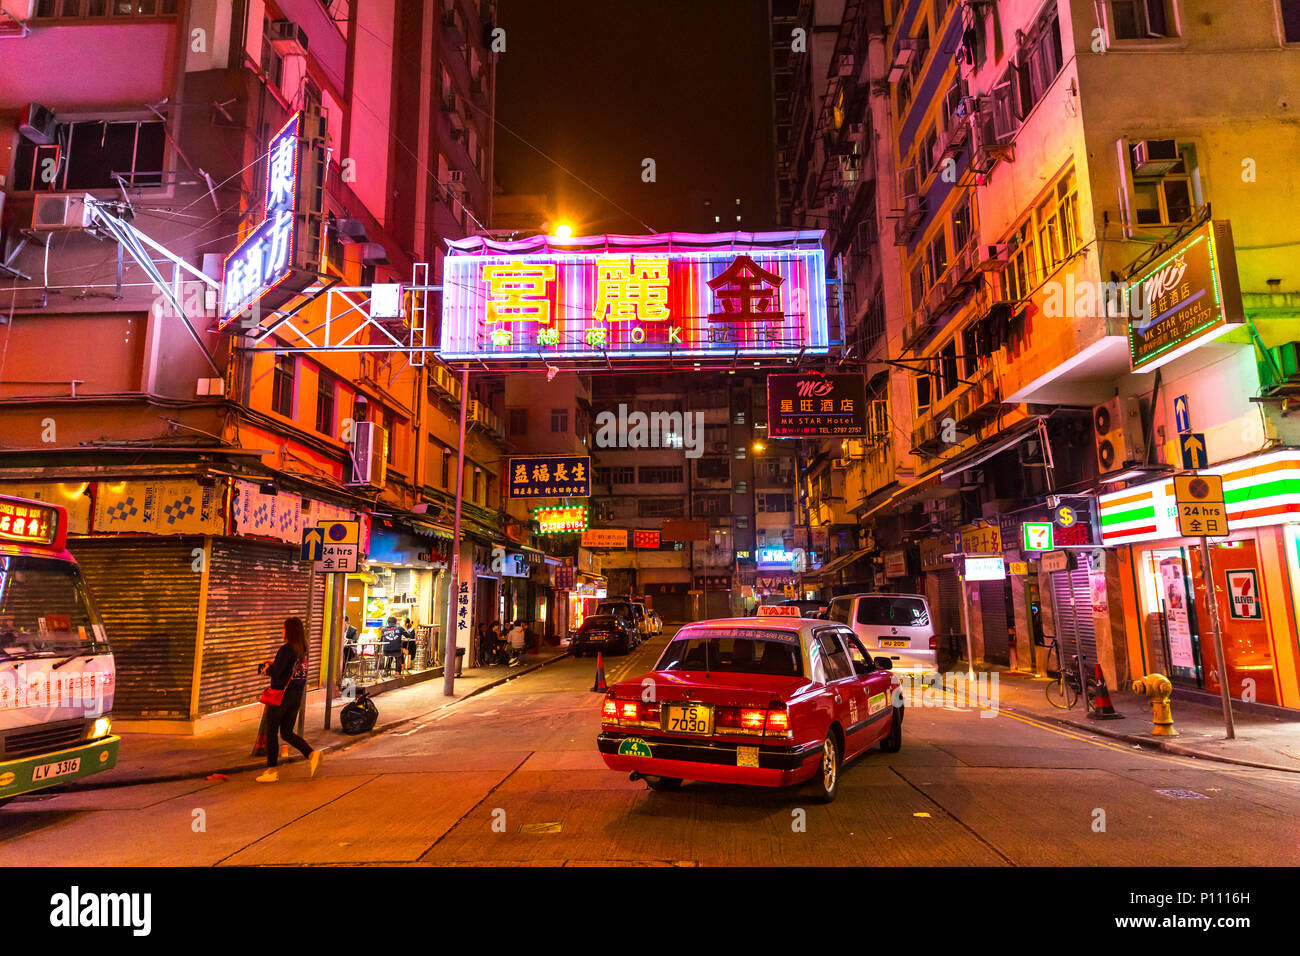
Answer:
0;494;119;806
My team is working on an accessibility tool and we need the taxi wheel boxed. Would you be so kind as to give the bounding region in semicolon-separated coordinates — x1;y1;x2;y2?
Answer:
807;732;841;803
644;775;682;792
880;703;904;752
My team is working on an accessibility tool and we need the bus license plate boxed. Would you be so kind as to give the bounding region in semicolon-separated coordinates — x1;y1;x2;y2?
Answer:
666;704;712;735
880;639;908;647
32;757;80;781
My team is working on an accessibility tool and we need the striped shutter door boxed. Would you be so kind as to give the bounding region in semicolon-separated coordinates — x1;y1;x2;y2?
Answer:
1050;568;1096;667
979;580;1010;665
198;539;323;716
70;537;202;718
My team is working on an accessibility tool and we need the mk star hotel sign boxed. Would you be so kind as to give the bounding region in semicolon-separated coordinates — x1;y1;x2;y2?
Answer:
438;231;829;361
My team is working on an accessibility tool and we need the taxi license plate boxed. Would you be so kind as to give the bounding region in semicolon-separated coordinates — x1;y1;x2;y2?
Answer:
665;704;712;735
880;639;908;647
32;757;81;781
737;746;760;768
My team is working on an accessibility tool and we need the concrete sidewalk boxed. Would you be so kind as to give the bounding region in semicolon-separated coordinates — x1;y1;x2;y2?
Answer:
59;647;571;791
992;669;1300;773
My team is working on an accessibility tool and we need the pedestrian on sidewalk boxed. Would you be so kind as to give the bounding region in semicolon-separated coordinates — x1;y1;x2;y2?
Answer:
256;617;322;783
507;619;526;666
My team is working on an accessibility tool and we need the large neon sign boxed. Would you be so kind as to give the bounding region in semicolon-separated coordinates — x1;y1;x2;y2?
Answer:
439;232;828;361
220;112;326;327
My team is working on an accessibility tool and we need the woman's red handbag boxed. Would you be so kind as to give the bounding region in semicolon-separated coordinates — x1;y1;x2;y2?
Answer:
259;686;286;707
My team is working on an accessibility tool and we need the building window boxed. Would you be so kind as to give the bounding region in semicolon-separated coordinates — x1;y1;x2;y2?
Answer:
697;457;730;480
734;481;748;494
733;410;745;424
33;0;178;17
916;373;932;415
1284;0;1300;42
638;497;685;518
734;446;747;460
315;372;335;436
1130;143;1198;226
951;197;972;254
925;233;948;288
550;408;569;433
1036;169;1081;273
736;515;749;529
441;449;451;488
638;466;683;484
1110;0;1172;40
472;467;481;503
384;411;396;464
508;408;527;435
271;355;296;418
758;493;793;512
937;339;959;398
693;493;730;517
1003;221;1037;303
13;120;166;192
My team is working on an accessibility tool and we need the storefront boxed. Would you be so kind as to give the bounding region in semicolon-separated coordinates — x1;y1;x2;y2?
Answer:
350;519;452;679
1102;449;1300;710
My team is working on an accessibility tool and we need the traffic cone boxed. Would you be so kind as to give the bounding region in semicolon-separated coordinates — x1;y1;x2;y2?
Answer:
1089;663;1124;720
591;652;607;693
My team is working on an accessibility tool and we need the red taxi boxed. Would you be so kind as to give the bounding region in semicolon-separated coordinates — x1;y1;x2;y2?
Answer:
597;607;903;802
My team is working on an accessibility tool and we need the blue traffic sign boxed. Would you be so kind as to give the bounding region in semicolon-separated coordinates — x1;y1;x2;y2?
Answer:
301;527;324;561
1180;432;1208;470
1174;395;1191;434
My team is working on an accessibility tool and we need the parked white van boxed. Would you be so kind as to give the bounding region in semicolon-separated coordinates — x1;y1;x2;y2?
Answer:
826;593;938;671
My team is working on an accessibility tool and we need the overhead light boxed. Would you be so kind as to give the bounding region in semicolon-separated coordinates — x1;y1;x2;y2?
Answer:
259;481;278;496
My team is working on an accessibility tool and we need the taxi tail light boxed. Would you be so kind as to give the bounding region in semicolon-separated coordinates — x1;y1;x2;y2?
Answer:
602;695;618;722
764;703;792;738
609;697;660;728
929;636;937;650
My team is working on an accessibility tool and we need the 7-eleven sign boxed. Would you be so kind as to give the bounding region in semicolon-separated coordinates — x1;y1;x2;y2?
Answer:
1225;569;1262;620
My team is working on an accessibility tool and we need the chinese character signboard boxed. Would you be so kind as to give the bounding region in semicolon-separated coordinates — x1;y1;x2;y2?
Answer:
633;529;660;549
439;233;828;361
507;455;590;498
220;112;326;327
1125;221;1244;373
766;373;867;438
581;528;627;548
534;505;588;534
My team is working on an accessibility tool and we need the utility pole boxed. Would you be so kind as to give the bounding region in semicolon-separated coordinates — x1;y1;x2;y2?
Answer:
443;367;471;696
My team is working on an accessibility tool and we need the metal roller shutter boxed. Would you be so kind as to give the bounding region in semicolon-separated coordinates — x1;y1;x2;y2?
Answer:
1050;568;1096;668
198;539;322;715
933;568;963;639
70;537;202;718
979;580;1010;666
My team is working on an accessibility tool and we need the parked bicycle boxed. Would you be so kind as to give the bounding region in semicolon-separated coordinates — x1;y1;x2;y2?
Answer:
1043;637;1100;712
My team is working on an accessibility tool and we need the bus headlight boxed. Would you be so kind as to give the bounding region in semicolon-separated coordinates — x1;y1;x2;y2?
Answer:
90;717;111;740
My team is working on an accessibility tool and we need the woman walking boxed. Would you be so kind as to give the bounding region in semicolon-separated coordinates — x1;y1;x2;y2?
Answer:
256;617;322;783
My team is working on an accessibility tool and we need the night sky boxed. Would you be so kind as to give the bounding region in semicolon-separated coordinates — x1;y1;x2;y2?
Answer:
494;0;777;235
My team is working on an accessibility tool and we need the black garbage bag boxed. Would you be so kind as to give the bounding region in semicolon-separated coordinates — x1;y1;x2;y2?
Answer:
339;689;379;735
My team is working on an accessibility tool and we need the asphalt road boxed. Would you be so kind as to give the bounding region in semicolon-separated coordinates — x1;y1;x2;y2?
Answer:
2;633;1298;866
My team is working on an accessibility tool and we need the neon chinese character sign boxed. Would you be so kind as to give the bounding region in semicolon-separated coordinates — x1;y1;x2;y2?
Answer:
220;112;325;328
439;231;828;361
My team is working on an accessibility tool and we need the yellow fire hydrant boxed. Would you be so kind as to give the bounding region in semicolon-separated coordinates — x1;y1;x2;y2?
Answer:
1131;674;1178;736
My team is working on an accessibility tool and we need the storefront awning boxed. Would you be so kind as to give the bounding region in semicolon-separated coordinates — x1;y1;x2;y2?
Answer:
807;547;871;580
939;417;1044;481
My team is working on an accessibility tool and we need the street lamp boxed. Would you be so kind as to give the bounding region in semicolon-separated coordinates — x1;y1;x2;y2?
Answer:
553;222;573;239
752;440;766;454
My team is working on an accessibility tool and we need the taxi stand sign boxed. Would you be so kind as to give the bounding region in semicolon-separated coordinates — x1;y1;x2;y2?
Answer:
303;520;362;572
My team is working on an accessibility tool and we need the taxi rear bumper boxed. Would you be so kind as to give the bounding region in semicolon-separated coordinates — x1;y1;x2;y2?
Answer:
598;730;821;788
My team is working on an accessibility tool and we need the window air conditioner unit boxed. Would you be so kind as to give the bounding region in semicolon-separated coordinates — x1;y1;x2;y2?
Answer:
1092;396;1144;474
31;194;94;232
19;103;58;145
335;217;368;244
360;242;389;265
350;422;388;487
267;20;309;56
1130;139;1180;177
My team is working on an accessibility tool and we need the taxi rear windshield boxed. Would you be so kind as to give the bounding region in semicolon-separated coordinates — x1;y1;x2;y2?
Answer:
656;627;802;677
0;554;107;659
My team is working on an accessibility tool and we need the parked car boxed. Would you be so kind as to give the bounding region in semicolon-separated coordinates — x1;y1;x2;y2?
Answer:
597;616;903;802
826;592;937;671
631;600;658;636
597;600;649;639
571;614;639;656
779;599;829;619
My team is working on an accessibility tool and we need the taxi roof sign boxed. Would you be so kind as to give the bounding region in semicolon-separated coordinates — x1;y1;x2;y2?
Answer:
0;494;66;551
757;605;801;618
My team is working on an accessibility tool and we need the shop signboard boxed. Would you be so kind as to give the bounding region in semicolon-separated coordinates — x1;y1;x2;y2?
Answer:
766;373;866;438
507;455;591;498
662;518;709;541
959;521;1001;555
757;547;797;567
219;112;326;327
1125;220;1244;373
1040;551;1075;573
0;482;92;534
1022;522;1054;552
633;529;661;548
440;233;828;361
96;479;224;537
581;528;627;548
1224;569;1262;620
1003;497;1100;552
963;556;1005;581
491;546;529;578
883;550;907;578
534;505;588;534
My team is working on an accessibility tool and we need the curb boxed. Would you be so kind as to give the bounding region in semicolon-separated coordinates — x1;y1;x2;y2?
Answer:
1005;704;1300;775
52;651;572;793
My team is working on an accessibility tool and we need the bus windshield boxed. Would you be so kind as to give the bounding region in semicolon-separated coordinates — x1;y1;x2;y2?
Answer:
0;554;108;659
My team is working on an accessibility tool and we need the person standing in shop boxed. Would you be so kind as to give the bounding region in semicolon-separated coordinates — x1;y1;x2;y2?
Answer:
340;615;359;680
381;616;404;675
401;616;418;671
256;617;321;783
